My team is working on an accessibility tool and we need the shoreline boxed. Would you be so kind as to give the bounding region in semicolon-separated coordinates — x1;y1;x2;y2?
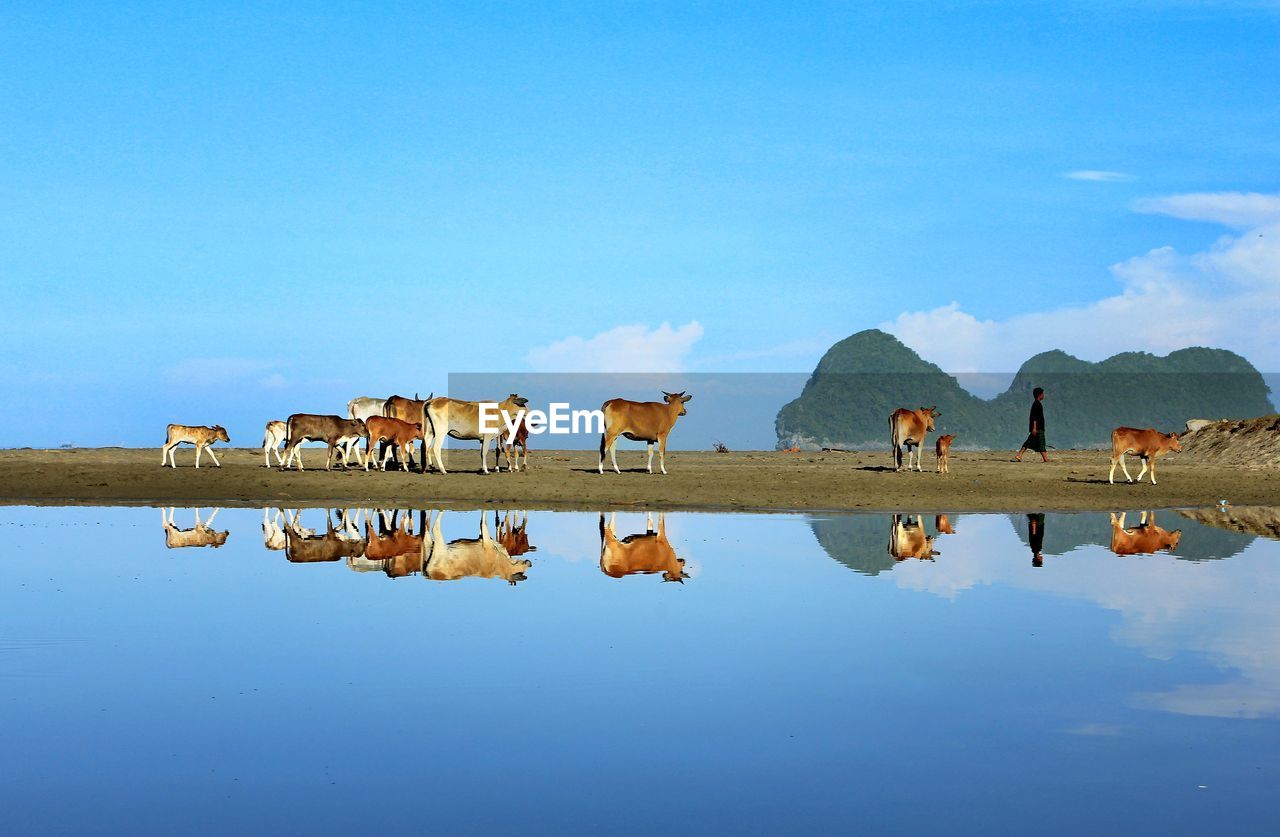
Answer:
1;447;1275;513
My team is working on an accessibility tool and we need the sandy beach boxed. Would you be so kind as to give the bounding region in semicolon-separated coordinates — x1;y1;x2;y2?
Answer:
0;446;1274;511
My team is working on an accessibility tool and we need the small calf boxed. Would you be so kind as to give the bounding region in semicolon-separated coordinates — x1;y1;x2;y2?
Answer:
161;424;229;468
263;420;287;468
935;434;955;474
364;416;423;472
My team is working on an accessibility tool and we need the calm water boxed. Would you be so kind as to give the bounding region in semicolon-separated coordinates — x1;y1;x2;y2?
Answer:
2;505;1277;835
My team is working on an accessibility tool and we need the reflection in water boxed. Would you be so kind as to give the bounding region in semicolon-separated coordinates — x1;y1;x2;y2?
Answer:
888;514;941;562
599;512;688;582
364;509;426;577
426;510;532;585
1027;513;1045;567
161;507;228;549
285;511;367;564
9;505;1280;833
1109;511;1182;556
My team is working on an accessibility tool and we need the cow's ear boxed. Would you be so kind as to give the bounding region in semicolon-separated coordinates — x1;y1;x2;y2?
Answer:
681;394;692;402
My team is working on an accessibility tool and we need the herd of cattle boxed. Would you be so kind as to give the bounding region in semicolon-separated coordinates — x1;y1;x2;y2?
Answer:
161;507;690;584
162;390;694;475
160;395;1185;484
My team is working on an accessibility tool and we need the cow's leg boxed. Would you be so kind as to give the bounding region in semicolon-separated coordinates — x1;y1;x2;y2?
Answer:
161;441;172;467
431;434;447;475
206;447;221;467
1136;456;1148;484
598;432;612;474
195;443;203;468
399;443;410;472
325;443;334;471
1119;452;1133;483
1149;458;1158;485
659;436;669;475
1108;456;1117;484
646;442;654;474
610;436;621;474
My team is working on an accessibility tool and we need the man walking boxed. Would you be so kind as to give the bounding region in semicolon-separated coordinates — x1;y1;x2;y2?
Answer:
1015;387;1049;462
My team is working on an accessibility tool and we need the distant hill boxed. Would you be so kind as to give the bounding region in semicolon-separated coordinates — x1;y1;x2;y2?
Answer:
776;330;1274;450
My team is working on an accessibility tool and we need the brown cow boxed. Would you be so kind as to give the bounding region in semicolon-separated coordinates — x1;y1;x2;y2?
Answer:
1109;427;1183;485
495;510;537;557
382;393;432;470
1109;511;1182;556
889;407;939;472
935;513;956;535
282;414;369;471
161;424;229;468
425;394;529;475
364;511;426;577
285;512;368;563
424;511;532;585
599;512;689;582
887;514;939;561
499;419;530;472
935;434;955;474
161;507;229;549
599;391;692;475
364;416;424;472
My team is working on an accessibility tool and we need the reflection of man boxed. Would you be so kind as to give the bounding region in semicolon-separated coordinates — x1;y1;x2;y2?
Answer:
1015;387;1050;463
1027;513;1045;567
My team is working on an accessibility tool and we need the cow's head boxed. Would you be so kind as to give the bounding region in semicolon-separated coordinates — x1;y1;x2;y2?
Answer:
662;558;690;583
920;406;939;432
1166;529;1183;552
507;558;533;586
1168;432;1184;452
354;418;370;438
213;425;230;443
508;394;529;409
663;391;693;416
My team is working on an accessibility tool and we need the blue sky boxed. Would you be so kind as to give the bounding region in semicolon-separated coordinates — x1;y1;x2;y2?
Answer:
2;1;1278;445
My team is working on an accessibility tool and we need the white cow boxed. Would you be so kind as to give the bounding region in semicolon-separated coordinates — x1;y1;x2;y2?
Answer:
263;420;288;468
345;397;389;463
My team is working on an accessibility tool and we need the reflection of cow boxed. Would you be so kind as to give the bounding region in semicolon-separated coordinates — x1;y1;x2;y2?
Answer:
496;511;537;557
365;511;427;578
599;512;689;582
1109;512;1182;556
935;514;956;535
162;507;229;549
887;514;939;561
286;512;368;563
425;512;532;584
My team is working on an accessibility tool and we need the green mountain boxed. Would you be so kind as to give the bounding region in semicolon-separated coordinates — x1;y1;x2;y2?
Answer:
777;330;1274;450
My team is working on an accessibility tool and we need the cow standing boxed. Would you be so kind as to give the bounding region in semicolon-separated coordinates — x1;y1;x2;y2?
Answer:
161;424;229;468
598;391;692;475
282;414;369;471
363;416;423;472
935;433;955;474
425;394;529;475
889;407;938;472
1108;427;1183;485
263;420;288;468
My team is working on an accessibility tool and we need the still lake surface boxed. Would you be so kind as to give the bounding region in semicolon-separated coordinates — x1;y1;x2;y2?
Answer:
1;505;1277;835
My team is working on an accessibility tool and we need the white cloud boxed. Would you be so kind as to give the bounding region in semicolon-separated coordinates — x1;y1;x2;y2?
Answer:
883;192;1280;377
525;321;704;373
1064;170;1136;182
1132;190;1280;228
